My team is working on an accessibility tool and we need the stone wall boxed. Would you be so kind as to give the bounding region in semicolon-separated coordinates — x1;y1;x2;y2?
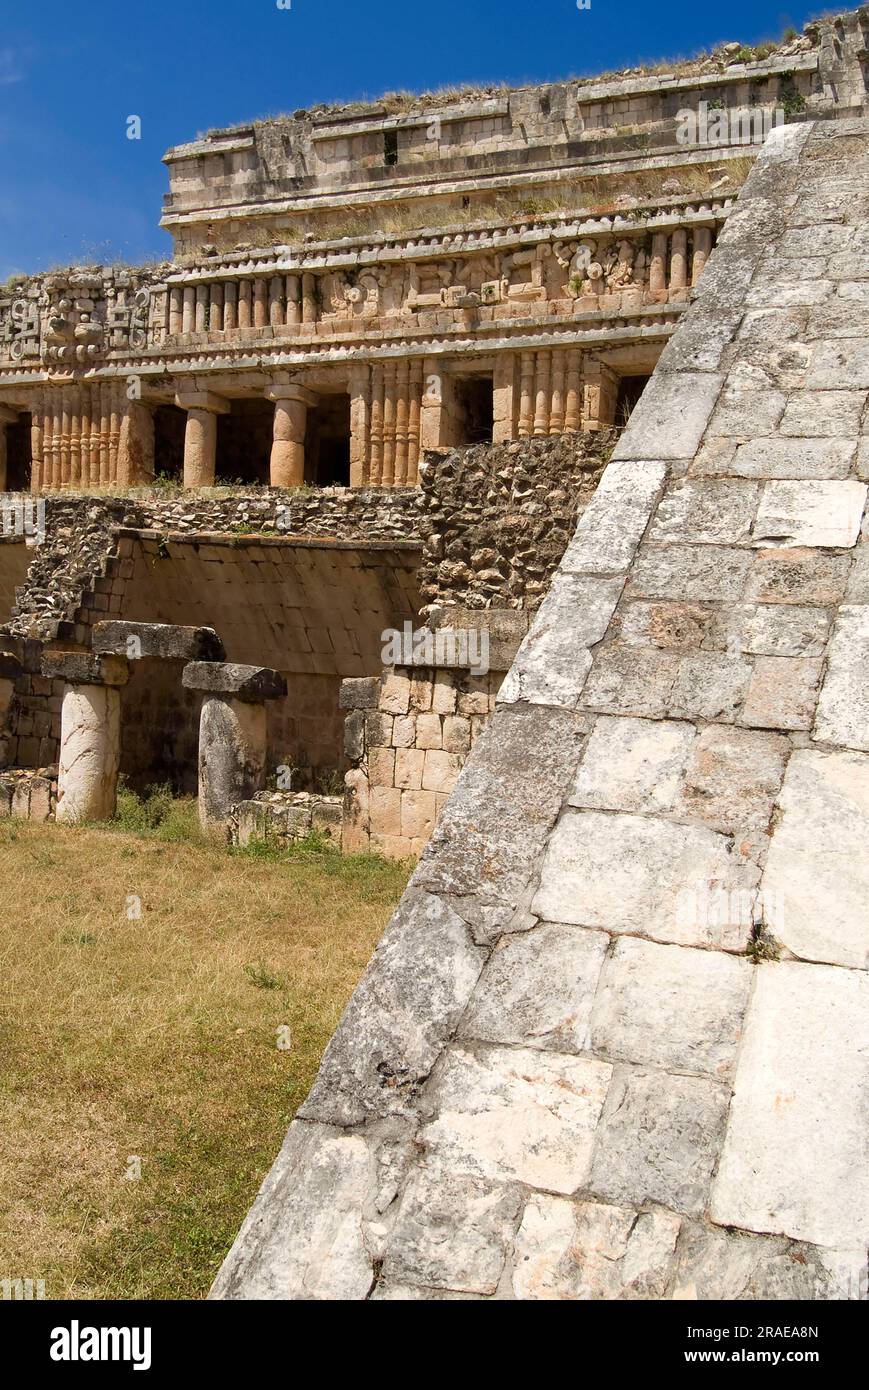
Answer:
212;118;869;1302
417;432;617;611
0;536;29;625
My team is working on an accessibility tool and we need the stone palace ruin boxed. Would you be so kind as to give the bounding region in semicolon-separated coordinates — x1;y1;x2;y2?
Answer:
2;6;869;1300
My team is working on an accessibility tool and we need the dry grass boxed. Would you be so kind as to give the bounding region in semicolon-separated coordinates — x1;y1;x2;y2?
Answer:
0;813;409;1299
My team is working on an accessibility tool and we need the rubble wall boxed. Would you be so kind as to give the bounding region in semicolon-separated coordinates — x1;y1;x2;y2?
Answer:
212;119;869;1302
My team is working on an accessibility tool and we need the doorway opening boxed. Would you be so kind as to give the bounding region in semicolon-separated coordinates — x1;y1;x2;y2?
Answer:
304;395;350;486
454;375;494;445
615;374;652;427
5;414;32;491
152;405;186;483
216;398;273;485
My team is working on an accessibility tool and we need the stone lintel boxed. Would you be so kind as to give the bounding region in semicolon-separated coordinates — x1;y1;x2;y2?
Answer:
41;651;130;687
182;661;287;702
92;620;225;662
0;405;20;426
174;391;231;414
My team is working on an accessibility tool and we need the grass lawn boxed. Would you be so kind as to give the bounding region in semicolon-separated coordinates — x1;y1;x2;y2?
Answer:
0;799;409;1300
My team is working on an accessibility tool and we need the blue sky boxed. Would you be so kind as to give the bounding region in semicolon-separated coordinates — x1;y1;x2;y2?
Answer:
0;0;819;278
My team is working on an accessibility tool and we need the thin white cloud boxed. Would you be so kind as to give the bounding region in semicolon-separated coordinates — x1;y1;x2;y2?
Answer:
0;47;25;85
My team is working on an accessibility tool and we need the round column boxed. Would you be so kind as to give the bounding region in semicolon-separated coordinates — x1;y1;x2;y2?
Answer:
56;684;121;823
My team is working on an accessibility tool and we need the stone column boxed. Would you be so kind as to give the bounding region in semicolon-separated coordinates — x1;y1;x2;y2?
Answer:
649;232;669;298
176;391;230;489
670;229;688;294
42;652;130;824
169;286;183;335
0;406;18;491
407;360;423;482
266;381;316;488
117;400;155;486
182;662;287;832
518;352;535;437
533;350;551;436
348;366;370;488
492;353;517;444
549;349;566;436
692;227;713;285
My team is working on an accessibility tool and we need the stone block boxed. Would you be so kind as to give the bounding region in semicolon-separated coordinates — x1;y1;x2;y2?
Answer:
726;603;831;657
709;383;786;436
739;656;823;731
615;372;723;461
671;1223;861;1301
0;653;22;681
442;715;471;754
391;715;415;749
752;480;867;549
431;674;458;715
384;1168;522;1296
779;389;866;437
182;662;287;701
532;809;757;951
806;339;869;389
679;725;789;834
498;573;623;710
630;545;752;602
649;480;759;545
400;789;437;840
41;651;130;687
511;1195;680;1300
669;651;753;721
762;750;869;969
379;671;411;715
421;749;461;794
711;962;869;1249
460;922;608;1053
723;437;855;479
581;646;679;718
561;459;666;575
588;937;753;1080
589;1067;729;1218
370;785;402;838
92;620;224;661
745;547;850;606
814;606;869;751
421;1044;611;1193
568;715;695;814
414;713;442;750
339;676;382;710
368;747;395;786
299;890;486;1127
394;748;425;790
616;600;711;650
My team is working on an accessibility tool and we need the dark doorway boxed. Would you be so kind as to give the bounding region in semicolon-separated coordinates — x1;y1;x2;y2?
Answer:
454;375;494;445
216;398;272;485
6;414;32;491
305;395;350;486
152;405;186;482
615;374;651;426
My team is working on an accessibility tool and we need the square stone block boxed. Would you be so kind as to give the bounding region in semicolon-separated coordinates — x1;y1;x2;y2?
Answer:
568;715;695;814
532;809;757;951
711;961;869;1248
581;646;679;718
460;923;608;1053
384;1168;522;1296
421;1044;611;1194
588;937;753;1079
616;372;724;461
745;546;850;607
669;651;753;722
589;1067;730;1217
762;749;869;969
630;545;752;602
740;656;823;731
779;389;867;437
511;1194;680;1300
649;480;759;545
679;725;790;834
752;480;867;549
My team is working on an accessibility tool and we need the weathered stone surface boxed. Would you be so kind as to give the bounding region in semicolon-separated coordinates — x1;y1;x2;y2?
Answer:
209;1120;381;1300
182;661;287;701
532;809;757;950
762;749;869;968
739;655;823;731
383;1168;521;1295
561;459;666;575
678;725;789;833
41;651;129;687
668;651;753;721
460;922;608;1053
630;544;752;602
589;1068;730;1217
197;693;268;829
421;1044;611;1193
300;890;486;1127
569;715;695;813
56;685;121;823
498;573;623;709
617;600;711;650
511;1195;680;1300
719;437;855;479
727;602;831;657
0;652;22;681
588;937;753;1079
580;645;679;717
806;339;869;388
745;546;850;606
413;705;588;925
779;388;866;436
814;605;869;751
649;480;759;544
615;373;723;461
671;1222;865;1301
91;620;225;661
711;962;869;1248
751;480;867;548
